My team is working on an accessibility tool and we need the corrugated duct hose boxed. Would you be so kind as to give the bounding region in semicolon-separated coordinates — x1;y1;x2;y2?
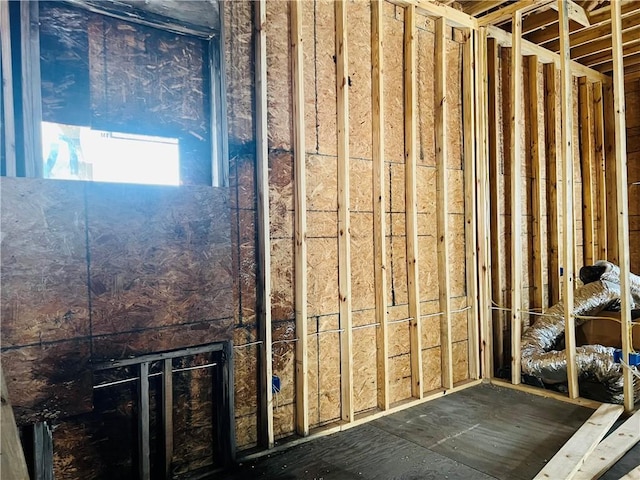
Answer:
520;261;640;403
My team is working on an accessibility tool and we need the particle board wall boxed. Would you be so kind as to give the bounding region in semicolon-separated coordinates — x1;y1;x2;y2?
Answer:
224;0;475;449
0;177;233;427
626;79;640;273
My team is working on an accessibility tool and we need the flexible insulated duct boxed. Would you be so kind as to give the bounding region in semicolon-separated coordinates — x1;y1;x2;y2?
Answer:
520;262;640;404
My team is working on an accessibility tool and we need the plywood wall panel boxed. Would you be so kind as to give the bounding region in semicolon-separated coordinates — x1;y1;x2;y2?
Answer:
0;178;89;347
422;346;442;392
417;28;436;167
315;0;337;156
307;154;338;211
347;1;372;160
353;321;377;413
266;0;292;151
351;213;375;311
382;10;404;164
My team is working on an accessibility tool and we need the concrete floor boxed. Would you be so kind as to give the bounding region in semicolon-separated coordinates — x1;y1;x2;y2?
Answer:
224;384;639;480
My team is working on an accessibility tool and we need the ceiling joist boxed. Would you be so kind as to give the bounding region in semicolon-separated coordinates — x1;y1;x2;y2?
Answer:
478;0;554;27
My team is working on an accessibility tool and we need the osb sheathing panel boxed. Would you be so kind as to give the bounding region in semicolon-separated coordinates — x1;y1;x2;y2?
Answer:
453;340;469;383
353;320;378;413
446;39;464;170
272;320;296;438
0;178;89;347
383;8;405;164
223;0;253;145
317;317;342;424
389;235;409;306
307;238;340;317
449;215;467;298
389;353;412;404
308;211;339;238
417;27;436;167
233;327;259;417
266;0;293;151
302;1;317;154
315;0;338;156
418;235;439;301
348;1;373;160
307;154;338;212
2;340;92;423
271;238;295;322
422;346;442;392
270;151;295;242
351;158;374;212
308;318;320;426
351;213;376;312
86;183;233;349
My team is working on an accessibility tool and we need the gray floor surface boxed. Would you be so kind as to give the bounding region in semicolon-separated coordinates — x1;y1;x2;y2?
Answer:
223;384;640;480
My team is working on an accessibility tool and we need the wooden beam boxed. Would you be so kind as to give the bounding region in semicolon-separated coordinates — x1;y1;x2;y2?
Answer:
593;81;608;262
595;49;640;73
544;62;562;306
463;29;479;380
573;409;640;480
549;0;590;27
572;25;640;61
558;0;579;399
603;82;619;264
510;10;523;386
478;0;554;27
527;1;640;46
465;0;506;17
0;367;30;480
389;0;478;28
533;404;624;480
581;39;640;69
435;16;452;391
486;25;609;83
20;1;43;178
139;362;151;480
254;0;274;448
579;77;596;266
162;359;173;480
588;0;639;24
475;27;493;379
336;0;354;420
405;5;423;398
371;0;389;411
611;0;634;412
528;55;545;311
542;10;640;53
487;37;504;371
0;0;16;176
522;8;560;35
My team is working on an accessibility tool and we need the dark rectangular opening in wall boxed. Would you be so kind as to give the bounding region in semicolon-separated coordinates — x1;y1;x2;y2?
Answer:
53;342;234;480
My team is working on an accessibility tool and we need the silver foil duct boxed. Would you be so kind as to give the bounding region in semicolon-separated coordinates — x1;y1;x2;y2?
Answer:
520;266;640;403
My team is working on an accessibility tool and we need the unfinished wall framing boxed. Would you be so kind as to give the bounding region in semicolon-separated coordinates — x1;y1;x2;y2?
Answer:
1;0;639;475
224;0;482;449
482;0;637;412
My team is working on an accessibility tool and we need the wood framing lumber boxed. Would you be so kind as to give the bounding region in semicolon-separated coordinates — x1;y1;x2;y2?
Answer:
487;37;504;371
603;82;619;264
533;403;624;480
573;409;640;480
463;29;479;380
544;62;562;306
619;466;640;480
20;1;43;178
371;0;389;411
336;0;354;420
475;27;493;379
139;362;151;480
528;55;545;311
254;0;274;448
510;10;523;386
388;0;477;28
465;0;505;17
559;0;579;400
549;0;590;27
593;81;608;261
435;16;452;391
611;0;634;413
486;26;610;83
579;77;596;266
162;359;173;479
478;0;554;27
0;367;30;480
0;0;16;176
405;4;423;397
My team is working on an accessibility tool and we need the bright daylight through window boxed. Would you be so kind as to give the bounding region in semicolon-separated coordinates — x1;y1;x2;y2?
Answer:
41;122;180;186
